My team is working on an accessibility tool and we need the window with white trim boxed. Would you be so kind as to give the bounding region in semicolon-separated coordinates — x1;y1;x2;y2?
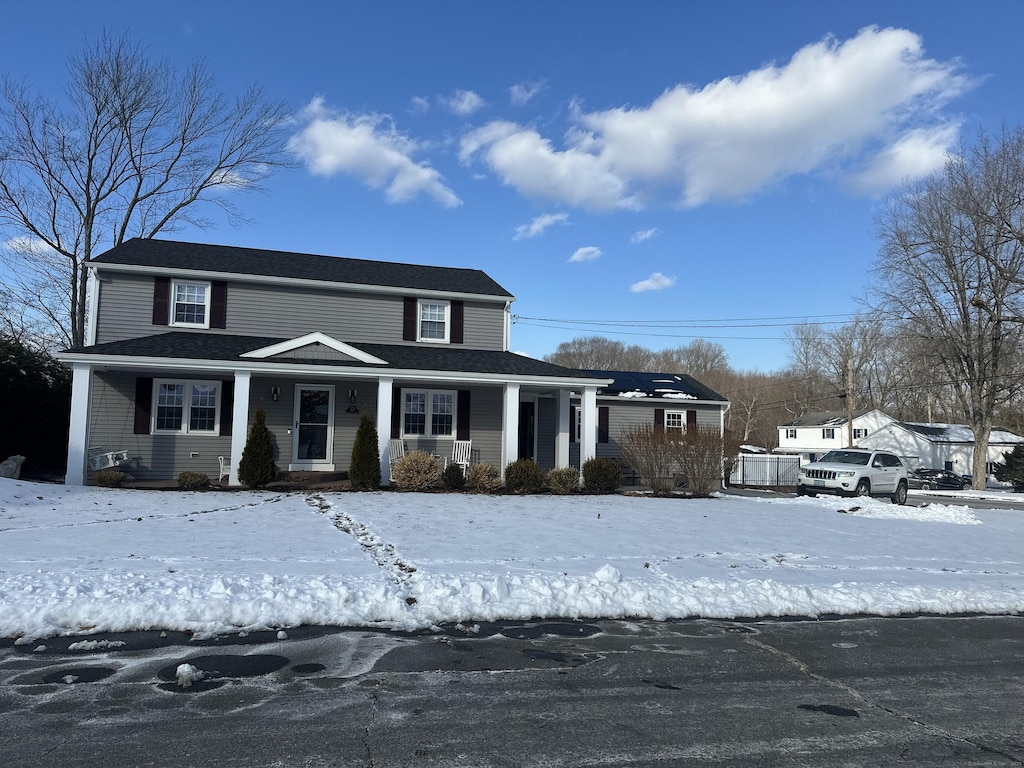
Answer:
785;428;797;439
403;389;455;436
170;280;211;328
822;428;835;439
417;300;450;342
152;379;221;434
665;411;686;433
853;428;868;439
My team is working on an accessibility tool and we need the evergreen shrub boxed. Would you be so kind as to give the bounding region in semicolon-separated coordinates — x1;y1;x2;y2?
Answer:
505;458;545;494
349;413;381;490
546;466;580;495
442;462;466;490
93;470;127;488
177;471;210;490
582;457;621;494
237;408;277;488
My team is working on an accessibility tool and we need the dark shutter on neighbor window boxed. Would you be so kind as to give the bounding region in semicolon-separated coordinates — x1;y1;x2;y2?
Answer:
687;410;698;431
654;408;665;434
598;406;609;443
451;300;464;344
211;281;227;329
457;390;471;440
403;298;417;341
134;377;153;434
152;277;170;325
570;406;577;443
220;381;234;436
391;389;402;438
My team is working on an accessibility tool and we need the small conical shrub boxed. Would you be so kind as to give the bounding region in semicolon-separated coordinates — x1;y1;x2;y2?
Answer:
237;408;277;488
349;413;381;490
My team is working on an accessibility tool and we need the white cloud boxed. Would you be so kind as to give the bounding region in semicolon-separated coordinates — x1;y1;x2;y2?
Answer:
509;81;546;107
631;228;659;243
569;246;602;263
409;96;430;114
848;123;960;194
514;212;569;240
447;89;486;116
630;272;676;292
289;97;461;208
460;27;973;209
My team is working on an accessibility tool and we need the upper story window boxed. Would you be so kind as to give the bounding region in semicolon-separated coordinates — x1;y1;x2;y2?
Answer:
403;390;455;436
153;379;221;434
665;411;686;433
171;280;211;328
418;300;450;342
785;428;797;440
822;428;836;439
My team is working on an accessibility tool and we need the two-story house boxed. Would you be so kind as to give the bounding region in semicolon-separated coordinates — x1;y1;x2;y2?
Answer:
776;409;895;464
59;239;616;486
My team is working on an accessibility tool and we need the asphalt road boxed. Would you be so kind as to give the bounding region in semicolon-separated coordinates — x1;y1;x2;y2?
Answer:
1;615;1022;767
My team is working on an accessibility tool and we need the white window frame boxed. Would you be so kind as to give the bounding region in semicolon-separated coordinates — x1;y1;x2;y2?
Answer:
853;428;868;439
665;411;687;433
152;379;221;435
402;389;457;437
785;428;797;440
417;299;450;343
169;279;211;329
822;428;835;439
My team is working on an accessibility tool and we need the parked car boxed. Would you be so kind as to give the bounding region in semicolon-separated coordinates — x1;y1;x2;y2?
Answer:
796;448;908;504
908;468;968;491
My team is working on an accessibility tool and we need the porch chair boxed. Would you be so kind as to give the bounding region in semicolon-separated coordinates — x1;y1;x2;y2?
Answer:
218;456;231;482
389;439;407;480
446;440;472;476
88;447;132;472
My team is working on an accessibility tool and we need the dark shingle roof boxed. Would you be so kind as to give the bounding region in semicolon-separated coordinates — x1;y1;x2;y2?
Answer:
581;369;728;402
68;332;599;379
781;409;871;428
91;239;514;298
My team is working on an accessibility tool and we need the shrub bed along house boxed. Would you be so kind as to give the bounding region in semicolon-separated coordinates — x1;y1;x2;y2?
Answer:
504;458;545;494
466;462;501;493
177;471;210;490
391;450;442;491
546;466;579;495
582;457;621;493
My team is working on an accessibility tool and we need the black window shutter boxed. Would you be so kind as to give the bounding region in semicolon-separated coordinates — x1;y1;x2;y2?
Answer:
570;406;577;443
220;381;234;436
654;408;665;434
686;410;698;430
403;298;417;341
457;390;471;440
134;377;153;434
598;406;609;443
211;281;227;329
451;301;464;344
391;389;402;438
152;278;170;325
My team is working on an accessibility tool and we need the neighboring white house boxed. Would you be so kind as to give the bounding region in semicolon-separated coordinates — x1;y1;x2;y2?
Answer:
776;409;895;464
855;422;1024;478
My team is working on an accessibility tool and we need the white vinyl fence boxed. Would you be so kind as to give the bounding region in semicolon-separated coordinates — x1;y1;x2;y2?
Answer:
729;454;800;487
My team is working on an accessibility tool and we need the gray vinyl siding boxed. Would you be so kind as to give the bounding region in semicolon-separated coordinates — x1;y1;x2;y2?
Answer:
399;386;503;469
94;272;507;350
87;370;232;482
86;370;509;481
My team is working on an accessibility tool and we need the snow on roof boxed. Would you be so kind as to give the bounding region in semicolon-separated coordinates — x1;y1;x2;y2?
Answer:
900;422;1024;444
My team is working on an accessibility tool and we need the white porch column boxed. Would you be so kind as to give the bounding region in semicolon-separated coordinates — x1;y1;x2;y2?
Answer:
229;371;251;486
377;377;394;485
555;389;571;469
502;383;521;478
580;386;598;467
65;362;93;485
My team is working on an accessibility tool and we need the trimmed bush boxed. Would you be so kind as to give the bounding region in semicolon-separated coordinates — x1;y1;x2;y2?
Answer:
238;408;277;488
177;471;210;490
442;462;466;490
547;466;580;495
505;458;544;494
678;425;725;498
582;457;621;494
349;413;382;490
466;462;501;494
93;470;127;488
391;450;442;491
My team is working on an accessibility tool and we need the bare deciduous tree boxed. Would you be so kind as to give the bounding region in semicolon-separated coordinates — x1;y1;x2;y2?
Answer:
872;130;1024;488
0;32;293;349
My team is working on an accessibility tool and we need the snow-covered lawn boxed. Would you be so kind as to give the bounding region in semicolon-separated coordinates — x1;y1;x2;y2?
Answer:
1;477;1022;641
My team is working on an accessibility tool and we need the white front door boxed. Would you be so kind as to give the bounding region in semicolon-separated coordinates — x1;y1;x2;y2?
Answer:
291;385;335;470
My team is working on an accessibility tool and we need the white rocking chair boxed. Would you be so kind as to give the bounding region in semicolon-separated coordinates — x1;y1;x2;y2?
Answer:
218;456;231;482
445;440;472;476
389;439;407;480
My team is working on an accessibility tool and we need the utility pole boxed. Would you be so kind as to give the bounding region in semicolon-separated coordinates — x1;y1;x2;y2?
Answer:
847;365;855;448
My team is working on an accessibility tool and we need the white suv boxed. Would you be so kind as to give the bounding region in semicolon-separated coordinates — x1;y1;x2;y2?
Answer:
796;449;908;505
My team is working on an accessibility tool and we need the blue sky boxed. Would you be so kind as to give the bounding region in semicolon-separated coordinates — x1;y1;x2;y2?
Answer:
4;1;1024;371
